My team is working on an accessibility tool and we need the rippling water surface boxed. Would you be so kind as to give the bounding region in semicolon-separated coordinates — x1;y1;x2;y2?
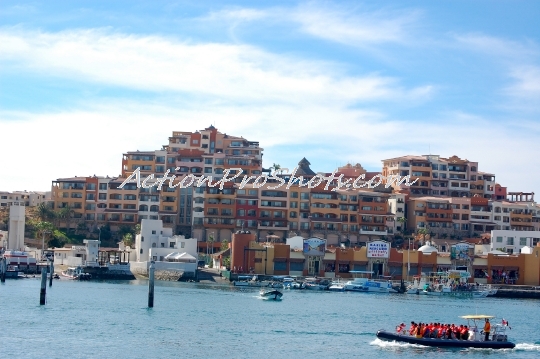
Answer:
1;279;539;359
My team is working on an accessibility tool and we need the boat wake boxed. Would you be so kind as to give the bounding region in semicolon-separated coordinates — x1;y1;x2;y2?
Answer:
515;343;540;351
370;339;540;352
370;338;425;349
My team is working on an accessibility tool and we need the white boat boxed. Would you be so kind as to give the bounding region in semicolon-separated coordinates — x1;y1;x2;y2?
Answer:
282;277;303;289
61;266;91;280
259;289;283;301
303;278;330;290
343;271;394;293
233;275;270;287
328;278;346;292
406;275;427;294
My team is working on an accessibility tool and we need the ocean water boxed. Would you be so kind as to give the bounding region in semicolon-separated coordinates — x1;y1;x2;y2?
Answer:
1;279;539;359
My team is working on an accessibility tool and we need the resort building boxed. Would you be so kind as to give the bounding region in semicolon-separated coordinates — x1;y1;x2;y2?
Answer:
0;190;50;207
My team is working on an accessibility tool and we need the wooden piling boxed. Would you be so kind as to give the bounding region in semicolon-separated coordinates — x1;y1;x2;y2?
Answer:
40;267;47;305
148;261;155;308
49;261;54;287
0;258;6;283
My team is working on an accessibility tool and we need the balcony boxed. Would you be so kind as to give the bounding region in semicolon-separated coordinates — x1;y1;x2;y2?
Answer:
359;229;388;236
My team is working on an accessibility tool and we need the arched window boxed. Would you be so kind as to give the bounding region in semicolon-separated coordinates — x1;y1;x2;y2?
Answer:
139;204;148;211
152;243;156;248
150;205;159;212
140;249;143;254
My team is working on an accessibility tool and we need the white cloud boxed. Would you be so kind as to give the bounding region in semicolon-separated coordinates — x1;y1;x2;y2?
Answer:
292;2;421;46
506;66;540;98
201;2;422;47
0;28;430;107
2;105;539;197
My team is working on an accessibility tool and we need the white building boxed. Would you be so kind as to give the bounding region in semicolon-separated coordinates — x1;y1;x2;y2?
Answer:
0;190;51;207
8;202;25;250
132;219;198;278
490;230;540;254
52;239;101;266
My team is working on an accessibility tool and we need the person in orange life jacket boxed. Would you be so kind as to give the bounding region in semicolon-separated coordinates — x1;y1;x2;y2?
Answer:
446;325;452;339
423;324;431;338
409;322;416;336
461;325;469;340
483;319;491;341
454;325;461;340
416;323;424;338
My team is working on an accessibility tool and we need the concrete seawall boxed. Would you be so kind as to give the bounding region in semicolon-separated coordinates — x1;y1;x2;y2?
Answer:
492;285;540;299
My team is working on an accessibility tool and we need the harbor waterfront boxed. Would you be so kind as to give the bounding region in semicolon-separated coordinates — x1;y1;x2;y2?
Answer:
1;279;539;359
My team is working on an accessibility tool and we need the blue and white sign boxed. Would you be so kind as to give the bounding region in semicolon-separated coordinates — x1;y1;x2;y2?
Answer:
367;241;390;258
303;238;326;256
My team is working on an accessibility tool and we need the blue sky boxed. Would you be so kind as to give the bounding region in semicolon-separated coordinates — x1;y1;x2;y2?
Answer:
1;1;539;195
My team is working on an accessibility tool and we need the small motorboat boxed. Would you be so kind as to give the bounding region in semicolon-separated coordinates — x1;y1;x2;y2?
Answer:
376;315;515;349
259;289;283;301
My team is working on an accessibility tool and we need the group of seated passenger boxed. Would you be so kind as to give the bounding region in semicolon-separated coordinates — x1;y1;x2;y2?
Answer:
396;322;470;340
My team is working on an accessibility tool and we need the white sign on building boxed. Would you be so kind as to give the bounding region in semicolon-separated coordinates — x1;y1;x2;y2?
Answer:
367;241;390;258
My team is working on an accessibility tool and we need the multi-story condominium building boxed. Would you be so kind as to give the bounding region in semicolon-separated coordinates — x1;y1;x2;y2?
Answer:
0;191;50;207
121;125;263;180
53;134;540;249
382;154;493;199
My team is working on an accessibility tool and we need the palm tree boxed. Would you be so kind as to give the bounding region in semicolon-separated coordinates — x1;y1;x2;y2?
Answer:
417;227;430;246
34;221;55;250
271;163;281;175
33;202;54;222
56;206;74;233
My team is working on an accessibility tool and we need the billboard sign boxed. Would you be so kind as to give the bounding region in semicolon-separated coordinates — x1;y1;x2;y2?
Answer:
367;241;390;258
303;238;326;256
451;243;471;260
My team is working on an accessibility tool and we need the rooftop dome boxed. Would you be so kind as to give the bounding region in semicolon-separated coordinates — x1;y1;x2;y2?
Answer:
418;243;438;254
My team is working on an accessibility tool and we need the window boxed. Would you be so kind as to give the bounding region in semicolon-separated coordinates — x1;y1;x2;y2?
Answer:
507;237;514;245
520;237;527;246
300;193;309;200
152;230;156;234
248;189;257;196
290;192;298;198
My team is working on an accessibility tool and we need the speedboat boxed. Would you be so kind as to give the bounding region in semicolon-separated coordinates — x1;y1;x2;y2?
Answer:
376;315;515;349
259;289;283;301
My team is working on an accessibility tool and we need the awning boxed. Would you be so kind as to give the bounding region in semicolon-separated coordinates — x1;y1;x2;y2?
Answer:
505;266;519;271
289;258;305;263
421;264;434;268
273;257;287;262
338;260;350;264
388;261;402;267
323;260;335;264
473;266;487;270
490;266;503;270
353;261;368;265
